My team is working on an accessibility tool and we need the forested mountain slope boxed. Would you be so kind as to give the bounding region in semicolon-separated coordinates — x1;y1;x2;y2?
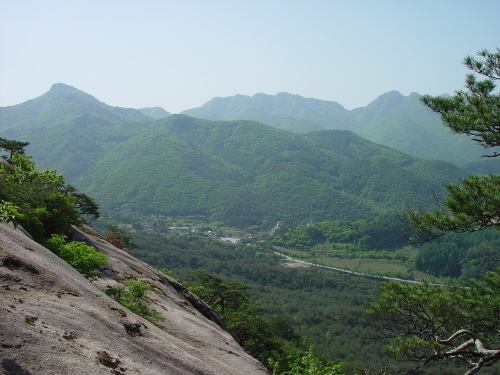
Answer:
183;92;348;133
0;84;467;228
182;91;497;167
75;115;465;227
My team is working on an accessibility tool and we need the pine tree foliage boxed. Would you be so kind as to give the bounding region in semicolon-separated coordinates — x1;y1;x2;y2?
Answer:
420;49;500;156
406;49;500;243
364;272;500;375
0;137;29;159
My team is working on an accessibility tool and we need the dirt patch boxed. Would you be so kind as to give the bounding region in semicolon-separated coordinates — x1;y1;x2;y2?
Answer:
281;260;311;268
412;269;440;282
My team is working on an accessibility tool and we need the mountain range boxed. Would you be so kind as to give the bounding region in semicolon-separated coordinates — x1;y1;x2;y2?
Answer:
182;91;499;168
0;83;477;227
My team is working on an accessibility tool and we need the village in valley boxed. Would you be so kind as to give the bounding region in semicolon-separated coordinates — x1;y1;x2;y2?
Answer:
107;204;260;244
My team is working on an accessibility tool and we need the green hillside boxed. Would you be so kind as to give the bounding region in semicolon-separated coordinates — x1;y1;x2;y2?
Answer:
75;115;465;227
0;85;467;228
182;91;497;166
349;91;488;164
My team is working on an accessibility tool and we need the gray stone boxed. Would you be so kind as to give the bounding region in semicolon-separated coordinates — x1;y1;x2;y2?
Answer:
0;223;269;375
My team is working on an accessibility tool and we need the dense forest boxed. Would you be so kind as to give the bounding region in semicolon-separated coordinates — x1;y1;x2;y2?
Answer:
78;115;466;228
416;229;500;281
128;230;383;372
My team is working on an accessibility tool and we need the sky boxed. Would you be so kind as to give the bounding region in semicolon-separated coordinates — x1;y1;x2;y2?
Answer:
1;0;499;113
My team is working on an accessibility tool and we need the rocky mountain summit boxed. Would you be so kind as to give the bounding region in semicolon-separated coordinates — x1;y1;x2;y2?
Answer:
0;223;269;375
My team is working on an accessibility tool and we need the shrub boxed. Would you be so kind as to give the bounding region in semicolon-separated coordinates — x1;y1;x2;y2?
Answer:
44;234;109;278
269;346;344;375
0;200;20;227
105;280;165;325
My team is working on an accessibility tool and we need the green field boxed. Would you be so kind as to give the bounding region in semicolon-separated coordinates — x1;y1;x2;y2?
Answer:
275;246;436;281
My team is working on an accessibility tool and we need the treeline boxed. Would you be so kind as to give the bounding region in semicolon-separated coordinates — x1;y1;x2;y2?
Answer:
0;143;98;241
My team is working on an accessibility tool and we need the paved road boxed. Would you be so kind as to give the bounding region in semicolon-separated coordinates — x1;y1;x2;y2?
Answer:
274;251;447;287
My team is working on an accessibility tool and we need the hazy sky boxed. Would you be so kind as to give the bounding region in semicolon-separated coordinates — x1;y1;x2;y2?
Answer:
1;0;499;113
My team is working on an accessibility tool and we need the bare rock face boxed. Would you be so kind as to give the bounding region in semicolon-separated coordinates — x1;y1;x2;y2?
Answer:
0;223;269;375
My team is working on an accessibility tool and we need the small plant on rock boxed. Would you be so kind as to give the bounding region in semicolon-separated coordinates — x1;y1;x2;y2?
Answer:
0;200;20;227
106;280;165;326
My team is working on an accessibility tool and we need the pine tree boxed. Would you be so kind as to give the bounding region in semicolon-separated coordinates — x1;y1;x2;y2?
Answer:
366;49;500;375
406;48;500;243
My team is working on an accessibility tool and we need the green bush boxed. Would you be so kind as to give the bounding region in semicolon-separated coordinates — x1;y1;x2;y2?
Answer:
0;152;99;240
0;200;20;227
44;234;109;278
105;280;165;325
270;346;344;375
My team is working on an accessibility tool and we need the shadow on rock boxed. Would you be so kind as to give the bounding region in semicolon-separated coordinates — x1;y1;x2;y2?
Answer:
1;359;33;375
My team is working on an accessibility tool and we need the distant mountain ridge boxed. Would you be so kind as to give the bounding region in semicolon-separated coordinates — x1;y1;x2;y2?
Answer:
0;84;477;227
183;92;348;133
182;91;497;167
3;84;495;167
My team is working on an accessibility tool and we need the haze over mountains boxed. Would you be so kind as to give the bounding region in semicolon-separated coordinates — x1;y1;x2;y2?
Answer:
0;83;491;227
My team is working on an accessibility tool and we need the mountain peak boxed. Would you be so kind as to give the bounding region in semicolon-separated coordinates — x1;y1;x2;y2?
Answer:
44;83;103;105
366;90;405;109
138;106;171;120
376;90;404;100
50;82;78;90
